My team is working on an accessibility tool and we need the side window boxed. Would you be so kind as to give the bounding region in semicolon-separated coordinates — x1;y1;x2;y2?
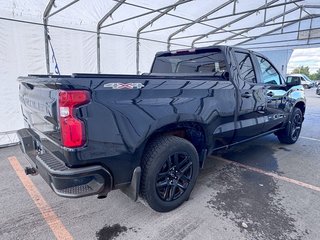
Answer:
256;56;281;85
234;52;256;83
287;76;299;84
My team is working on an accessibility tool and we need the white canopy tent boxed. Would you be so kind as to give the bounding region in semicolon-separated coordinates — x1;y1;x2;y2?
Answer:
0;0;320;146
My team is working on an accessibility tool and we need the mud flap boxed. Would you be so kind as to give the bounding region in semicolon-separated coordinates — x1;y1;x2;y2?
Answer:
120;167;141;201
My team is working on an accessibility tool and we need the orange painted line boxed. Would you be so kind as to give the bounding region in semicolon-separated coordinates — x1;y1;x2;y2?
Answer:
209;156;320;192
8;156;73;240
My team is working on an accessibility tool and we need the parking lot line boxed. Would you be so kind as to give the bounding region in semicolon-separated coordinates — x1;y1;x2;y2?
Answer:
8;156;73;240
209;156;320;192
300;136;320;142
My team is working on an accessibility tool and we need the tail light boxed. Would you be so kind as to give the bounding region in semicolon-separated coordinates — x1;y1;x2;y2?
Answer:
58;90;90;148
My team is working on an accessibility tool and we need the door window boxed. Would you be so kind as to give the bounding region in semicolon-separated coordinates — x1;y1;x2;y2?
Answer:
234;52;256;83
256;56;281;85
287;76;300;84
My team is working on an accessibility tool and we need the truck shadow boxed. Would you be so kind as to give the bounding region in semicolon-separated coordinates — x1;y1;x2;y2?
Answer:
217;135;284;173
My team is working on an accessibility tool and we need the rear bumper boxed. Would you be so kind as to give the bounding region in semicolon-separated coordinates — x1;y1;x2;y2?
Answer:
17;128;113;198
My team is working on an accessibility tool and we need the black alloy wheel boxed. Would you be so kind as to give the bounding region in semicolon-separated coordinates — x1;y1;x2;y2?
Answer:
290;111;302;142
277;107;303;144
156;152;193;202
141;135;199;212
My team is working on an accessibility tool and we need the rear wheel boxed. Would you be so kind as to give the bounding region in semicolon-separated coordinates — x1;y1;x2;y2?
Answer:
140;136;199;212
277;107;303;144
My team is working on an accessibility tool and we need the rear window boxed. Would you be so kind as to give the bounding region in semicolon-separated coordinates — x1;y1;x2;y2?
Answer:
151;50;227;75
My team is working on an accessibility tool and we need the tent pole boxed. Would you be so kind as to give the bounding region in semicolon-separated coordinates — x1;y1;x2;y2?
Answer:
213;6;301;46
307;18;313;44
43;0;79;74
172;18;313;41
166;0;234;51
45;0;79;19
195;14;319;45
97;0;126;74
235;15;315;46
141;0;302;35
43;0;55;74
101;0;191;29
191;0;279;47
136;0;189;74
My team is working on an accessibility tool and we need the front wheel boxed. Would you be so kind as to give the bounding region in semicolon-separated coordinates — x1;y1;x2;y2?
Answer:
277;107;303;144
140;136;199;212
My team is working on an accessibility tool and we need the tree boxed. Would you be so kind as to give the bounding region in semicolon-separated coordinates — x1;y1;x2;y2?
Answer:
310;68;320;80
291;66;310;76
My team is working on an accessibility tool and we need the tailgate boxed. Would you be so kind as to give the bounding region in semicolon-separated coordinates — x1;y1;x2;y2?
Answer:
19;77;60;143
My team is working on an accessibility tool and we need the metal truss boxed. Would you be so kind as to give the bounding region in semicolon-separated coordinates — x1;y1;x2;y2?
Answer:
136;0;189;74
171;17;312;41
141;0;302;35
40;0;320;76
166;0;306;49
109;0;249;43
101;0;193;29
166;0;234;50
236;15;319;46
191;0;280;47
212;5;301;46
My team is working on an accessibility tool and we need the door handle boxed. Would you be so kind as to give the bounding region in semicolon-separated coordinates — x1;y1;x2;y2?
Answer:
267;91;274;97
241;92;253;98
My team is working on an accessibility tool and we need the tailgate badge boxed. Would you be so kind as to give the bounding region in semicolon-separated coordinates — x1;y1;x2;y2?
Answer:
104;83;144;89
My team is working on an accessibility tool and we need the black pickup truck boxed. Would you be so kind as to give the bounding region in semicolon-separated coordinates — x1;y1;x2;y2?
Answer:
18;46;305;212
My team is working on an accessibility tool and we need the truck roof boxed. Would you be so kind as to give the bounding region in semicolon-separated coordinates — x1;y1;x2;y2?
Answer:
287;74;307;77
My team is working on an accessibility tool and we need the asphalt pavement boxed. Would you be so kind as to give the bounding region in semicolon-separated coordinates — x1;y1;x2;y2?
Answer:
0;88;319;240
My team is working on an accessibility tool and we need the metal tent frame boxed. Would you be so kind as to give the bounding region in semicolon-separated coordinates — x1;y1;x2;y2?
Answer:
41;0;320;74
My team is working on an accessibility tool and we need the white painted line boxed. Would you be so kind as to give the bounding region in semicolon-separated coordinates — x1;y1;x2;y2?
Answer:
209;156;320;193
300;136;320;142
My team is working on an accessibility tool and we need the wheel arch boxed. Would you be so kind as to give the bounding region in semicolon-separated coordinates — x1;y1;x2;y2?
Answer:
141;121;208;166
294;101;306;116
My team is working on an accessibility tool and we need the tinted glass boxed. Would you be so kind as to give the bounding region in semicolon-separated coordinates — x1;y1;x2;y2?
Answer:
234;52;256;83
257;56;281;85
287;76;300;84
152;51;227;74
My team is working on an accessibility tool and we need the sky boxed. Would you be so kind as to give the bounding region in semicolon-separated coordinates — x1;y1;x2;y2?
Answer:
287;48;320;74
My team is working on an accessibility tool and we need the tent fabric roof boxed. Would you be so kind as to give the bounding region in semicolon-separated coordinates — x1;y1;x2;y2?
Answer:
1;0;320;51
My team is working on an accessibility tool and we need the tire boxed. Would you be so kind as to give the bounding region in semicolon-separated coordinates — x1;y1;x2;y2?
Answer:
140;135;199;212
277;107;303;144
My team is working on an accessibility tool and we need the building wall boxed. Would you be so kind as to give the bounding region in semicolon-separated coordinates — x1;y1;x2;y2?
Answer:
257;49;293;76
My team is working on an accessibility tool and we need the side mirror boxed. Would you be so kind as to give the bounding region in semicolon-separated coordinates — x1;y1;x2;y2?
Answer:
286;77;301;87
